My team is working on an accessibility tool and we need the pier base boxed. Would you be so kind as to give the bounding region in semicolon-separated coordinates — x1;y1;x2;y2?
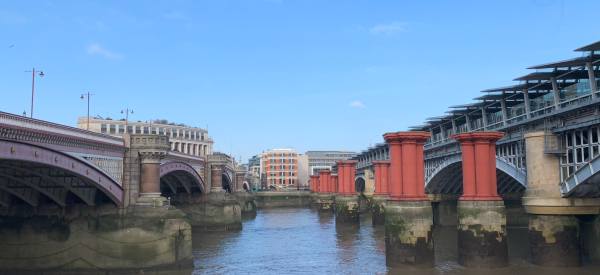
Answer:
529;214;580;266
457;200;507;268
173;192;242;231
335;195;359;223
371;195;387;225
318;194;334;212
234;192;257;218
0;205;192;272
384;200;434;267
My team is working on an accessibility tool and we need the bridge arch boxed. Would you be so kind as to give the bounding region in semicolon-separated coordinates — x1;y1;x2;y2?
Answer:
355;175;366;193
159;161;205;196
0;139;123;207
561;155;600;197
222;171;233;193
425;155;526;196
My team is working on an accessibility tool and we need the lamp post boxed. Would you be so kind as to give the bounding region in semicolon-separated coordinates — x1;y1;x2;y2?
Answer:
80;92;94;130
121;108;134;133
25;68;44;118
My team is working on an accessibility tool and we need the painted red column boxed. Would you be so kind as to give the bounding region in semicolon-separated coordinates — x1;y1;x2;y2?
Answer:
331;175;338;193
373;160;390;196
337;160;357;195
319;170;331;193
452;132;504;200
310;175;320;193
383;131;431;201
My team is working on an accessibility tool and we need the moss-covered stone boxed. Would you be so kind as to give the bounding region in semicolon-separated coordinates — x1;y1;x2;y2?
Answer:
0;206;192;272
335;196;359;223
457;200;507;268
384;200;433;267
529;214;581;266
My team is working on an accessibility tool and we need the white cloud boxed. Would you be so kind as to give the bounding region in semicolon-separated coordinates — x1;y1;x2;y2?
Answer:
349;100;366;109
86;43;122;60
369;22;407;35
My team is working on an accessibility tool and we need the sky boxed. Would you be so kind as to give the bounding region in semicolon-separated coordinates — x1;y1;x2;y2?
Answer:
1;0;599;162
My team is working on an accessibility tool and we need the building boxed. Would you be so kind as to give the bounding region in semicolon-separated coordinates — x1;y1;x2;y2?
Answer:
259;148;299;190
306;151;356;175
77;117;213;157
247;155;261;191
297;154;309;190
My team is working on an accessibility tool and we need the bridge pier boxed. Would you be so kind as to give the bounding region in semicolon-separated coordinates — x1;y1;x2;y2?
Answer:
318;170;334;212
371;160;390;225
383;132;434;267
521;131;600;266
0;205;192;271
335;160;359;223
233;169;257;218
453;132;508;268
309;175;320;208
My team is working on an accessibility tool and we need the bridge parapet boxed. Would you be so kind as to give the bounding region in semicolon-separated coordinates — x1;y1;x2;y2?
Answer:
0;111;123;153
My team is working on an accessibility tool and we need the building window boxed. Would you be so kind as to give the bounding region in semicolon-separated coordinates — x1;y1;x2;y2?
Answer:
109;124;116;134
100;124;107;133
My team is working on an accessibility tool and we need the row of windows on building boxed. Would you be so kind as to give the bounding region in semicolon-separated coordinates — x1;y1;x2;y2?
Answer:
170;141;210;156
268;172;296;177
263;158;296;164
100;123;207;141
270;178;296;185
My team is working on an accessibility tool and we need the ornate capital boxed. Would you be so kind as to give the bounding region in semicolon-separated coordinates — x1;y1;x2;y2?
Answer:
383;131;431;144
139;150;167;164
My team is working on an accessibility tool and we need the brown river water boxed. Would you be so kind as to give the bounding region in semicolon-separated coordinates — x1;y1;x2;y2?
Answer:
191;207;600;274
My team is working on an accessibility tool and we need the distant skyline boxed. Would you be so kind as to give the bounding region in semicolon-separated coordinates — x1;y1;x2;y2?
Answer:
1;0;598;162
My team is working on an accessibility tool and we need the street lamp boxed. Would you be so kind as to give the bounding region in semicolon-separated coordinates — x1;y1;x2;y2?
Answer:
80;92;94;130
25;67;44;118
121;108;134;133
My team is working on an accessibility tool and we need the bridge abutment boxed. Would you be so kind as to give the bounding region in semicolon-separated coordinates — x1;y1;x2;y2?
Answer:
383;132;434;267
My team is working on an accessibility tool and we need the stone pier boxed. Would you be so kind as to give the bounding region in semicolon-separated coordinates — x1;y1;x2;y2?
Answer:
372;160;390;225
335;160;359;223
453;132;507;268
181;160;242;231
521;131;600;266
234;169;257;218
383;131;434;267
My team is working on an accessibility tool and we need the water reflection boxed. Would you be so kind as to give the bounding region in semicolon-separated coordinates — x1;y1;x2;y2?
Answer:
190;208;600;275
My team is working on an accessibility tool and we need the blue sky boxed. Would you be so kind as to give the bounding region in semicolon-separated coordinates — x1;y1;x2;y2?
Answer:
1;0;598;162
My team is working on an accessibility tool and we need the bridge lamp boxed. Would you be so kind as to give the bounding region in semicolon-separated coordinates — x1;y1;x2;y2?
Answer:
25;67;45;118
121;108;134;133
80;92;94;130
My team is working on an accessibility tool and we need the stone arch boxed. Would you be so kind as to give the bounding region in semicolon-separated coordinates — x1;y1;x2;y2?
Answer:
355;176;366;193
222;172;233;193
159;161;205;197
0;139;123;207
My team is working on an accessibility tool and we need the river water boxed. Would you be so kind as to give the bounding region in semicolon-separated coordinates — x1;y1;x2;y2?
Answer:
192;207;600;275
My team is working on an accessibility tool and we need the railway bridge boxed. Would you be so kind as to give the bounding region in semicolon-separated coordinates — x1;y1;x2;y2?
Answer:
310;40;600;268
